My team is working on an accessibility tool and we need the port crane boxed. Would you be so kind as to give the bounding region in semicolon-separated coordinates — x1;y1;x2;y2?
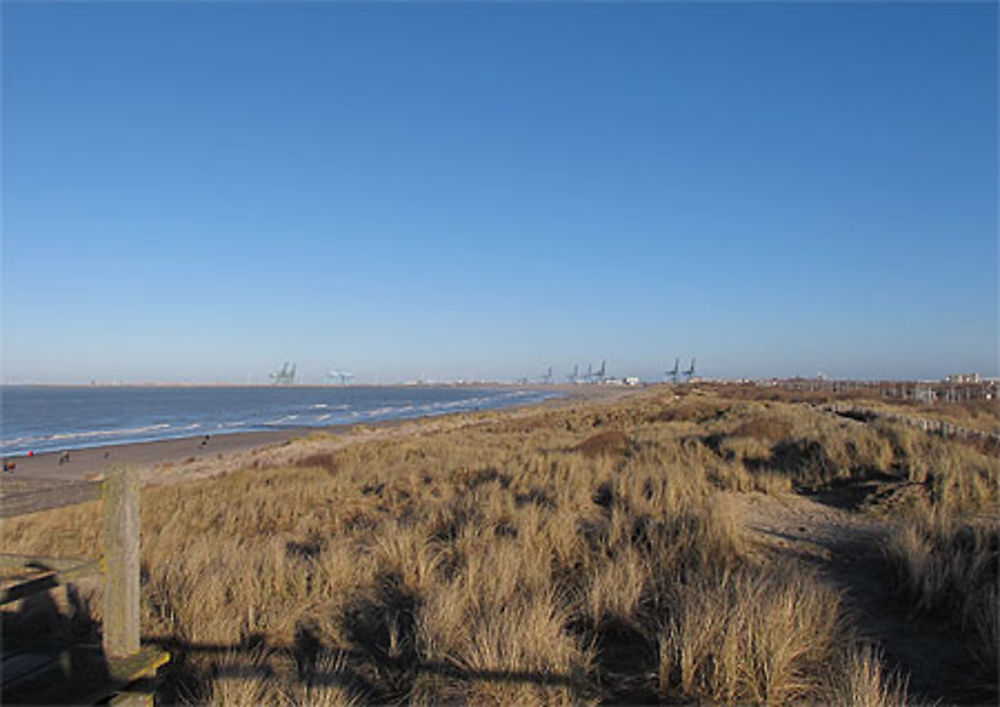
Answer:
584;360;607;383
683;358;696;382
666;358;681;384
540;366;553;385
269;362;296;385
566;365;580;384
327;370;355;385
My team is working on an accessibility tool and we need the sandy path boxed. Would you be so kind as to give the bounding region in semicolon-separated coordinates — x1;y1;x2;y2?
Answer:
732;490;988;703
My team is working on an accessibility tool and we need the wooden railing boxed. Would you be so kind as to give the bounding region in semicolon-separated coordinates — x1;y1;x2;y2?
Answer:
817;402;1000;452
1;466;169;704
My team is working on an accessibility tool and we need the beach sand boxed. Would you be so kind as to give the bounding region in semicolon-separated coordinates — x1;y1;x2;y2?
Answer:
2;428;311;482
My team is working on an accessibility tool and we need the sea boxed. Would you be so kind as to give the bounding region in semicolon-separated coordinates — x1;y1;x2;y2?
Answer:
0;385;561;457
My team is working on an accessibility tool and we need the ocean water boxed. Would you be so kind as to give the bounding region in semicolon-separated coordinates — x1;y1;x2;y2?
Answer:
0;385;560;457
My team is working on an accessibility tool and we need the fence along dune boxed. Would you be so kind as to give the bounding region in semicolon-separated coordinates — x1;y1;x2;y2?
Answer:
2;385;996;703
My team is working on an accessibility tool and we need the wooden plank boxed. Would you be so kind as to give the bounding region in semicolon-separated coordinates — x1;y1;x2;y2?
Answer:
0;559;101;605
80;646;171;705
1;650;64;686
0;480;102;518
0;553;95;570
2;644;169;705
106;646;171;683
1;570;58;604
102;466;141;659
51;559;101;584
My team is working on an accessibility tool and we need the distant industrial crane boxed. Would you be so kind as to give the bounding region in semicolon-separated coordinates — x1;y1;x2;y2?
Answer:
666;358;681;384
683;358;697;382
566;365;580;384
540;366;553;385
327;369;355;385
585;360;607;383
269;362;296;385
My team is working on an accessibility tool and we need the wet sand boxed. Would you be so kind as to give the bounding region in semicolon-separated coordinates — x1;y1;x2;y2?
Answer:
1;428;313;482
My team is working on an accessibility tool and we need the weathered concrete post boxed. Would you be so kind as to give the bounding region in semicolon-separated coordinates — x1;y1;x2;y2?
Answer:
103;465;140;659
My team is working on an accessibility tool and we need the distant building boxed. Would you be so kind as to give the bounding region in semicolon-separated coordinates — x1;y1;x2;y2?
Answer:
945;373;981;384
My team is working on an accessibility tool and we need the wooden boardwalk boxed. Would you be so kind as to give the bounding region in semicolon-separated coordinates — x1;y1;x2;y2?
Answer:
1;467;169;704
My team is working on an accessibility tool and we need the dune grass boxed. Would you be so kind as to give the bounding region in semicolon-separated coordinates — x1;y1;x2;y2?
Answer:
3;387;995;703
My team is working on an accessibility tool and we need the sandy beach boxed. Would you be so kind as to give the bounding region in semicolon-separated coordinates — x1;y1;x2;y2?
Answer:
1;427;312;482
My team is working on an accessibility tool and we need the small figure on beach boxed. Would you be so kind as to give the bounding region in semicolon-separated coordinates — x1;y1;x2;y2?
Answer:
201;435;211;447
104;451;110;459
2;459;14;473
59;451;71;465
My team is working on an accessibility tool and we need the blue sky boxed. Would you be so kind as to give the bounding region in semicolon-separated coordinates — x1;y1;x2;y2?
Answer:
2;2;996;384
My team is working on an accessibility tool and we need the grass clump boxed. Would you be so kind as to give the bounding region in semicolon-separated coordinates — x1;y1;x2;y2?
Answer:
885;511;998;681
658;565;843;703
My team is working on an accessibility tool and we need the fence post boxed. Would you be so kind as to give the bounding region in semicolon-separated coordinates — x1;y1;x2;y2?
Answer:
103;466;140;659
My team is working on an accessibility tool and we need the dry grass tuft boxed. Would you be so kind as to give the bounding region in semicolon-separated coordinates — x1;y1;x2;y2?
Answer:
730;415;795;443
575;430;630;458
295;452;342;473
658;565;842;703
886;512;998;679
831;645;910;706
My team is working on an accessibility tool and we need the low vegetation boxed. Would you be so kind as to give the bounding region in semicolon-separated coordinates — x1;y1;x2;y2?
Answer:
3;386;996;703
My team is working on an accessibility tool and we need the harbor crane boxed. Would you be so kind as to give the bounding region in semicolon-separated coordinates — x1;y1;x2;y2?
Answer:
269;362;296;385
585;360;607;383
666;358;681;384
566;364;580;384
540;366;553;385
328;370;355;385
683;358;697;382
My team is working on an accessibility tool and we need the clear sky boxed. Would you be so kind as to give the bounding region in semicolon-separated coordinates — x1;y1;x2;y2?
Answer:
2;2;997;384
